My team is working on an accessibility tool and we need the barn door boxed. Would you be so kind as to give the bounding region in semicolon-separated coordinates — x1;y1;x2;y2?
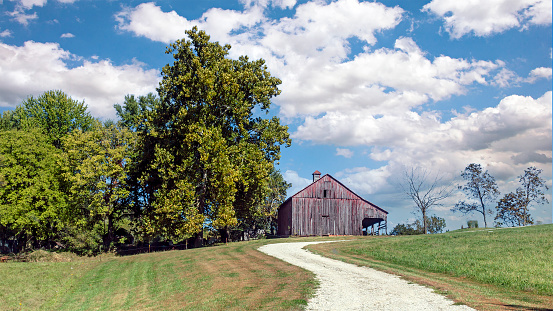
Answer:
321;199;331;235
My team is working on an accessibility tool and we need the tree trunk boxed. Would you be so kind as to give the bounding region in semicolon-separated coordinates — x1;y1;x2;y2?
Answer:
194;151;207;248
422;209;427;234
104;215;114;252
193;231;203;248
479;193;487;228
219;227;229;243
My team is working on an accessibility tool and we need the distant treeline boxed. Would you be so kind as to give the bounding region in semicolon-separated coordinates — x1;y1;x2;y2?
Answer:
0;28;291;255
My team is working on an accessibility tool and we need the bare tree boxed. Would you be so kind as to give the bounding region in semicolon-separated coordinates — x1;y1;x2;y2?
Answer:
400;168;454;234
452;163;499;228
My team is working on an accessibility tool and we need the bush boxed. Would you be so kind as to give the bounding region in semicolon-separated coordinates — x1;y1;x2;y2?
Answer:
467;220;479;228
24;250;80;262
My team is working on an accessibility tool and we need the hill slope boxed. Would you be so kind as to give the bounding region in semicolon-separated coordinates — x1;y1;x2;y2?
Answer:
308;225;553;310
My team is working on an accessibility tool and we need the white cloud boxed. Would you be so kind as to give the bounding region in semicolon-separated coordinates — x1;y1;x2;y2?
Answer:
7;8;38;25
492;68;521;87
0;41;160;119
338;166;393;195
11;0;47;9
115;3;193;44
9;0;77;9
0;29;12;38
7;0;79;25
293;91;552;196
336;148;354;158
526;67;552;83
279;37;502;118
60;32;75;38
115;2;265;44
423;0;552;39
240;0;296;9
283;170;311;196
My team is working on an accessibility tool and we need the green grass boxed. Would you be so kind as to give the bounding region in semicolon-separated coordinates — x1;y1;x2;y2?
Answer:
3;227;551;310
308;224;553;310
0;238;327;311
321;225;553;295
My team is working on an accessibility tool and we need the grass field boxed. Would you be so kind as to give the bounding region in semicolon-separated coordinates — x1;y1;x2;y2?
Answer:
2;226;552;310
309;224;553;310
0;238;329;311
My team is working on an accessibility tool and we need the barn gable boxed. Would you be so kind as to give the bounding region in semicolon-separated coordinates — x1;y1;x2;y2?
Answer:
277;172;388;236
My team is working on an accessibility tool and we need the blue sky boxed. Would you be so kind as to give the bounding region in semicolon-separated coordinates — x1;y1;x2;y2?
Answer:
1;0;551;230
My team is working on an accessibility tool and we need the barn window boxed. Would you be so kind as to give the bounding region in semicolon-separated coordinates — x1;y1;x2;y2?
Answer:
323;190;330;198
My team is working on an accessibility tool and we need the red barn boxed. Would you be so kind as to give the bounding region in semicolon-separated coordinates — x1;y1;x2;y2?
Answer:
277;171;388;236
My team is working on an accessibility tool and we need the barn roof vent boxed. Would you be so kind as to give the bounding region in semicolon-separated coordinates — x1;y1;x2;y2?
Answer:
312;170;321;182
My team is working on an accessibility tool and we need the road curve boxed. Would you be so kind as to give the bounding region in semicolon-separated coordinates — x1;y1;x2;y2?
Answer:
258;241;475;311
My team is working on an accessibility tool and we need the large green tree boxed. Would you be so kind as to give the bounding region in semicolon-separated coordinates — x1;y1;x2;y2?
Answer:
114;93;159;131
60;123;136;253
13;90;95;148
452;163;499;228
140;27;290;244
0;130;66;251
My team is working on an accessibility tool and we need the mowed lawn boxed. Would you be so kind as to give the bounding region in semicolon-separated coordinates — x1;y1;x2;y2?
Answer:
2;226;552;310
309;224;553;310
0;239;322;311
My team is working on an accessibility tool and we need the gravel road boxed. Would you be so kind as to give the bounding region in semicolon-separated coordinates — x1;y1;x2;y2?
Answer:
258;241;475;311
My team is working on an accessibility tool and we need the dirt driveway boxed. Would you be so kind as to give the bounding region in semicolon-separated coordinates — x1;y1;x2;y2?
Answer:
258;241;475;311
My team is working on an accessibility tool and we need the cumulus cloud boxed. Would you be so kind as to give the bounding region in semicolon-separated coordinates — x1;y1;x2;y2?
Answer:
115;3;194;44
7;8;38;25
9;0;77;9
423;0;552;39
295;92;551;154
7;0;79;25
283;170;311;195
115;2;265;44
526;67;552;83
115;3;508;121
240;0;297;9
0;29;12;38
336;148;354;158
308;92;552;198
11;0;47;9
492;68;521;87
279;37;501;117
0;41;159;119
60;32;74;38
337;166;392;195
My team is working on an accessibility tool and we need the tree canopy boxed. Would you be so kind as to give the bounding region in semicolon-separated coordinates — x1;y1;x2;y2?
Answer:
0;129;66;250
453;163;499;228
495;167;548;227
137;27;291;244
60;123;136;253
12;90;94;148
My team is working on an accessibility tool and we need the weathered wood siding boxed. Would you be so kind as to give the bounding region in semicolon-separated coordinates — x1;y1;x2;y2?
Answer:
278;174;387;236
277;199;292;236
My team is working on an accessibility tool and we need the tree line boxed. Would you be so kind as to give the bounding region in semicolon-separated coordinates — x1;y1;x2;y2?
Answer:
0;28;291;255
392;163;549;235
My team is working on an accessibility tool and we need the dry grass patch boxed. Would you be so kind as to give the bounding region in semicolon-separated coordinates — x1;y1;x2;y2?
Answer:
2;239;319;310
